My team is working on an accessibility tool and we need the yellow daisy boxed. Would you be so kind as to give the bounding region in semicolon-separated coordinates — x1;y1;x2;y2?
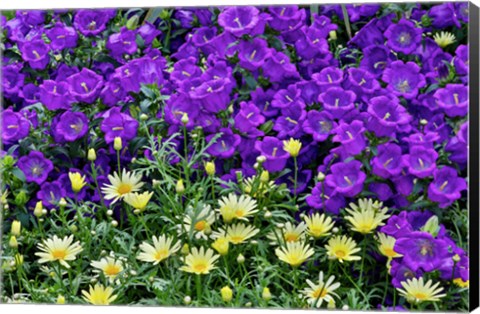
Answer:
68;172;87;193
283;138;302;157
123;191;154;212
243;175;276;197
215;223;259;245
91;257;124;281
267;221;307;245
304;213;335;239
325;235;361;263
344;198;390;234
137;235;181;265
183;205;216;239
275;241;314;267
211;236;230;255
397;277;446;304
101;169;144;204
82;284;117;305
453;278;469;288
35;235;83;268
302;271;341;308
217;193;258;223
433;31;456;48
376;232;402;259
179;247;220;275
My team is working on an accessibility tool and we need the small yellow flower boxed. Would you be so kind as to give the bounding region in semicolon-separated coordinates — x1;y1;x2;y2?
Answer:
275;241;314;267
267;221;306;245
211;237;230;256
113;136;122;151
82;284;117;305
218;223;259;245
137;235;181;265
344;198;390;234
453;278;469;288
183;205;216;239
304;213;334;239
91;257;124;280
433;31;456;48
217;193;258;223
397;277;446;304
176;179;185;194
68;172;87;193
325;235;361;263
34;201;44;217
376;233;402;259
283;138;302;157
57;295;66;304
301;271;341;308
205;161;216;176
87;148;97;161
124;191;154;212
101;169;144;204
221;286;233;302
35;235;83;268
179;247;220;275
9;236;18;248
11;220;21;236
15;254;24;266
262;287;272;301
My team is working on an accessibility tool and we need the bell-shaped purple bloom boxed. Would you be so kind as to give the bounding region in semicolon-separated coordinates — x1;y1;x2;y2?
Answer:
445;123;468;168
100;78;127;107
2;64;25;99
55;111;89;142
403;132;440;150
384;18;422;55
344;68;380;99
20;40;50;70
272;85;304;109
381;211;412;238
428;166;467;208
37;181;66;208
254;136;289;172
18;151;54;185
67;68;104;104
238;38;272;71
382;61;426;99
348;18;384;49
16;10;45;26
433;84;468;118
189;79;231;113
100;107;139;144
234;102;265;137
302;110;336;142
218;6;267;37
206;128;241;159
312;66;344;93
137;22;162;45
20;83;40;105
39;80;72;111
395;232;451;272
428;3;461;29
325;160;366;198
263;51;300;84
402;146;438;178
273;103;306;139
390;260;424;289
46;22;78;51
359;45;395;78
332;120;366;157
2;108;30;145
306;182;346;215
107;27;138;60
367;95;412;137
371;143;404;179
454;45;468;77
74;9;115;36
318;87;356;119
295;26;329;60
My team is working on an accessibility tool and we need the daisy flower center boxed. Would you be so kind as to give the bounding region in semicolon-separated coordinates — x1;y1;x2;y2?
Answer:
117;183;133;195
285;233;299;242
414;292;427;300
52;249;67;260
194;220;207;231
383;248;397;257
230;236;244;243
104;264;121;276
335;249;346;258
154;249;169;261
193;263;207;273
312;288;328;299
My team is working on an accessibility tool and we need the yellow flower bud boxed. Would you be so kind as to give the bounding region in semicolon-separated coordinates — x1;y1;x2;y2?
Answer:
220;286;233;302
9;236;18;248
237;254;245;264
14;254;24;266
212;237;229;256
205;162;216;176
262;287;272;301
260;170;270;183
176;179;185;194
181;243;190;255
57;295;66;304
68;172;87;193
329;30;337;41
34;201;43;217
114;137;123;151
317;172;325;182
87;148;97;161
11;220;21;236
282;138;302;157
181;113;189;125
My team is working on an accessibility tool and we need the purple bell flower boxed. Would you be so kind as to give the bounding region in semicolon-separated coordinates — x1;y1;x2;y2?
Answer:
428;166;467;208
332;120;366;157
45;22;78;51
20;83;41;105
382;61;426;100
428;3;461;29
318;87;356;119
55;111;89;142
273;103;306;139
371;143;404;179
1;108;30;145
20;40;50;70
433;84;468;118
218;6;268;37
107;27;138;60
206;128;241;159
18;151;54;185
359;45;395;78
254;136;289;172
384;18;422;55
312;66;344;93
39;80;72;111
390;259;424;289
403;146;438;178
237;38;272;71
272;85;304;109
100;107;139;144
37;181;66;208
67;68;104;104
302;110;336;142
325;160;366;198
74;9;116;36
367;95;412;137
234;101;265;137
137;22;162;45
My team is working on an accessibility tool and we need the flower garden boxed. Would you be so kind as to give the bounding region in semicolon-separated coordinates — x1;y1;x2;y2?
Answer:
0;3;470;311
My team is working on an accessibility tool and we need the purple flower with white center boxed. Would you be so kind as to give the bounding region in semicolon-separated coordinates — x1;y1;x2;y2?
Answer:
18;151;54;185
395;231;451;272
234;102;265;137
1;108;30;145
206;128;241;159
325;160;366;198
384;18;422;55
402;146;438;178
348;18;384;49
36;181;66;208
445;123;468;168
318;87;356;119
403;132;440;150
55;111;89;142
218;6;267;37
271;85;304;109
302;110;336;142
45;22;78;51
311;14;337;38
382;61;426;100
67;68;104;104
170;57;202;84
380;211;412;238
428;166;467;208
137;22;162;45
344;68;380;99
189;79;231;113
371;143;404;179
263;51;300;83
74;9;115;36
2;64;25;99
100;78;127;107
254;136;289;172
164;94;199;130
16;10;45;26
306;182;346;215
295;26;329;60
359;45;395;78
237;38;272;71
332;120;366;157
20;83;41;105
273;103;306;139
454;45;469;76
192;27;220;56
433;84;468;118
39;80;72;111
428;3;461;29
367;95;412;137
20;40;50;70
100;107;139;144
107;27;138;60
390;260;424;289
312;66;344;93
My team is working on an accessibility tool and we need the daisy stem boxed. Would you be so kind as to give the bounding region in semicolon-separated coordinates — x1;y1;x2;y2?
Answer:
116;150;121;175
90;162;107;210
341;264;368;302
293;157;298;199
54;264;67;294
183;126;190;191
195;274;202;301
210;175;216;203
358;236;367;284
223;256;230;283
381;269;389;304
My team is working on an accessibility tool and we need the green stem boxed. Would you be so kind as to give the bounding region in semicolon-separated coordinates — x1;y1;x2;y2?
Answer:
116;150;121;175
358;236;367;284
341;264;368;302
293;157;298;199
195;275;202;301
341;4;352;40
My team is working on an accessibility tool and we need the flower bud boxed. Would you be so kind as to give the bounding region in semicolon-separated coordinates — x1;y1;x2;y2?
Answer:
264;211;272;219
3;155;15;168
59;198;67;207
328;299;336;309
57;295;66;305
245;302;252;307
332;227;339;234
420;119;428;126
317;172;325;182
15;254;24;266
421;215;440;237
342;304;349;310
212;237;229;256
262;287;272;301
329;30;337;41
14;190;28;206
114;137;123;151
9;236;18;248
205;162;216;176
453;254;461;263
221;286;233;302
176;180;185;194
256;155;266;163
34;201;44;217
237;254;245;264
69;225;78;233
111;220;118;227
260;170;270;183
184;296;191;305
11;220;21;236
181;113;189;125
181;243;190;255
87;148;97;161
126;14;139;30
